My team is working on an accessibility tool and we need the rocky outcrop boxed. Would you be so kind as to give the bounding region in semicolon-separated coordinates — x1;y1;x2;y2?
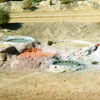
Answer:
0;2;11;11
0;1;23;12
0;0;100;12
10;1;23;12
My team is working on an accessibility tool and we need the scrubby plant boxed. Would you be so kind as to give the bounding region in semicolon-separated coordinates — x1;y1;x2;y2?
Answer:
91;61;99;65
0;9;10;25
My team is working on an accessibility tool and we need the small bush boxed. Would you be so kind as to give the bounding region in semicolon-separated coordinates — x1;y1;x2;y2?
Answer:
91;61;99;65
0;9;10;25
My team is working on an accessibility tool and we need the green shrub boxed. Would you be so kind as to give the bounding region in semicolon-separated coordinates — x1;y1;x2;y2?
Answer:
91;61;99;65
0;9;10;25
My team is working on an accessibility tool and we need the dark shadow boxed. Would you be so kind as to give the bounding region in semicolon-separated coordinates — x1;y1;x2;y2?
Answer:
1;23;23;30
23;7;38;11
1;46;20;55
31;6;38;11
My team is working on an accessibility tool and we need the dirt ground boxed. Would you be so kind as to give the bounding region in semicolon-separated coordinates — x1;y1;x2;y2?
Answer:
1;10;100;100
10;11;100;23
0;71;100;100
2;21;100;43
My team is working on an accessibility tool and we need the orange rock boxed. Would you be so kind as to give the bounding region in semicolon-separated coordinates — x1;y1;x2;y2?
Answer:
18;48;53;58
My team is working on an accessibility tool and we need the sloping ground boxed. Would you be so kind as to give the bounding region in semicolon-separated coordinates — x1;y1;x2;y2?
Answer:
4;21;100;43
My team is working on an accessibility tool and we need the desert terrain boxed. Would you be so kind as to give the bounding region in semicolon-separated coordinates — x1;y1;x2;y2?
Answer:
0;0;100;100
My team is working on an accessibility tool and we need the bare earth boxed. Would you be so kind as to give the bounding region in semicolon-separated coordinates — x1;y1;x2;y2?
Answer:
0;71;100;100
1;10;100;100
10;11;100;23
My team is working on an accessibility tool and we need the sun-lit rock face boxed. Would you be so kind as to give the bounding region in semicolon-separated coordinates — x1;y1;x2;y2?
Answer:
0;1;23;12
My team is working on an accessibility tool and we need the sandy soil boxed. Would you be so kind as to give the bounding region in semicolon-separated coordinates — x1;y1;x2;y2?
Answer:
10;11;100;23
0;71;100;100
1;10;100;100
2;21;100;43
